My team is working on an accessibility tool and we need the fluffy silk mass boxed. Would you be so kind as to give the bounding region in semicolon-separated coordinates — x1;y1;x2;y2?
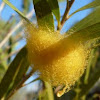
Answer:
25;24;89;97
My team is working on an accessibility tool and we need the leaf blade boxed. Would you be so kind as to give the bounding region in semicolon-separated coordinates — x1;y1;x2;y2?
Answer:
47;0;60;23
0;47;27;99
68;22;100;44
33;0;54;30
3;0;31;24
70;0;100;17
68;7;100;33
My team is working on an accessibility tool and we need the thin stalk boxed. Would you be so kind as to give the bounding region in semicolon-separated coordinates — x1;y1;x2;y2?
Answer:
57;0;75;30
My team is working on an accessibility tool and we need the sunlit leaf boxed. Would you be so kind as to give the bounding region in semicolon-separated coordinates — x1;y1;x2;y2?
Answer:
68;22;100;44
38;82;54;100
47;0;60;23
68;7;100;33
70;0;100;17
45;82;54;100
33;0;54;30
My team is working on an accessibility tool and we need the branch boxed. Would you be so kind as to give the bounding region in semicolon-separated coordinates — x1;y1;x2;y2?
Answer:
58;0;75;30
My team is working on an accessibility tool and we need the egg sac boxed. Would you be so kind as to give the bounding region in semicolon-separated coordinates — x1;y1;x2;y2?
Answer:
25;24;89;89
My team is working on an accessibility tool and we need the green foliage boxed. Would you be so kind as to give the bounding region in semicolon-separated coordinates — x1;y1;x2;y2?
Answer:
47;0;60;23
3;0;31;24
70;0;100;17
22;0;30;14
68;22;100;45
69;7;100;32
76;48;100;99
33;0;54;30
39;82;54;100
68;6;100;43
0;47;29;99
0;0;100;100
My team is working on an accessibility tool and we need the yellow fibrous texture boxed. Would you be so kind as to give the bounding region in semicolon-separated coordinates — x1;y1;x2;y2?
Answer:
25;24;89;95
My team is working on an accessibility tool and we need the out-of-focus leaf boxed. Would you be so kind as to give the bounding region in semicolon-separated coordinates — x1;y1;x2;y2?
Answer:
7;38;13;63
84;49;95;84
38;82;54;100
4;17;16;31
6;54;29;98
33;0;54;30
68;7;100;33
47;0;60;23
0;49;7;69
78;49;100;98
12;57;29;89
22;0;30;14
70;0;100;17
67;22;100;45
3;0;31;24
0;47;27;99
0;64;6;82
45;82;54;100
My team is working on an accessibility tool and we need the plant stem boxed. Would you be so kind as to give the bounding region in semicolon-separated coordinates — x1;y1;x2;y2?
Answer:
57;0;75;30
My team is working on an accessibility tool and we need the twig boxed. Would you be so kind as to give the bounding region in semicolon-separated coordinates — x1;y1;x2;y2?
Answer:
0;9;34;49
0;2;5;16
58;0;75;30
5;69;35;100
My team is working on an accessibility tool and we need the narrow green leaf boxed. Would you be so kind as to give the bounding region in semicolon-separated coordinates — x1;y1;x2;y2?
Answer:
84;49;95;84
0;64;6;82
47;0;60;23
68;22;100;44
45;82;54;100
68;7;100;33
3;0;31;24
33;0;54;30
57;0;65;2
13;57;29;89
79;49;100;97
0;47;27;99
70;0;100;17
93;43;100;48
23;0;30;14
7;55;29;97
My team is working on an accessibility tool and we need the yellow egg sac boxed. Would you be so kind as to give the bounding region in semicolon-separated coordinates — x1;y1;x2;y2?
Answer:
25;24;89;96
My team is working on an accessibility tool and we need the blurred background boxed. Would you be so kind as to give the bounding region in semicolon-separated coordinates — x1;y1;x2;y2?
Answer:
0;0;100;100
